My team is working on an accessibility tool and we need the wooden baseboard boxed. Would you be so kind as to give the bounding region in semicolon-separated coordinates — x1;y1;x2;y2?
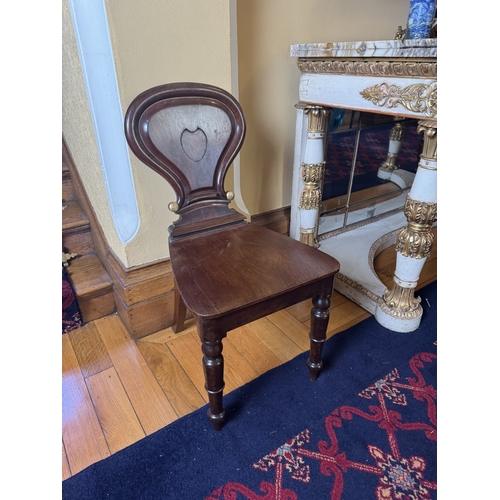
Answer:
113;288;175;340
105;252;175;339
251;206;290;235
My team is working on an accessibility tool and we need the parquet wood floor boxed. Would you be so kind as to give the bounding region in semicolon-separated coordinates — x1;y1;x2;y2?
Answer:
62;230;437;480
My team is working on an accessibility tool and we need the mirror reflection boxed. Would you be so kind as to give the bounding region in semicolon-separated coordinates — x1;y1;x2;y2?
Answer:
319;110;423;238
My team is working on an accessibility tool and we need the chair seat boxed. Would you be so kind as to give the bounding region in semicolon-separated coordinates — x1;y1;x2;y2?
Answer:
170;222;340;324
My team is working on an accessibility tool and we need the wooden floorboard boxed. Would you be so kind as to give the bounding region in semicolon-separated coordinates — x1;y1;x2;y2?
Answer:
267;309;311;351
62;335;110;476
136;340;206;418
166;331;209;403
68;322;113;379
94;315;178;435
85;367;146;455
62;234;437;480
247;317;304;363
226;325;282;375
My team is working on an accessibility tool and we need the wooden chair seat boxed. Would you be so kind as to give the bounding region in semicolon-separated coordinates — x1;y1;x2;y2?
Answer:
170;223;338;321
125;82;340;430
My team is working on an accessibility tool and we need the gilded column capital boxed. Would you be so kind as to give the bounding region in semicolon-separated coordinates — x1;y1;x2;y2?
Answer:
304;106;331;135
417;121;437;162
395;196;437;259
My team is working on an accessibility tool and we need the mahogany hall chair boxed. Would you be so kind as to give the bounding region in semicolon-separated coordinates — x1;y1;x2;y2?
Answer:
125;82;340;431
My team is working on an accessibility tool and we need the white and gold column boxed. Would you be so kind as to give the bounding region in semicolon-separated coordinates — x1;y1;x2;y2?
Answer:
378;117;406;178
375;120;437;332
291;104;331;247
377;118;416;190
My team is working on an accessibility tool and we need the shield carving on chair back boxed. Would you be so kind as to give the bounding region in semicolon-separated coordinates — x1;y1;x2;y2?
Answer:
124;83;246;235
180;127;207;163
147;104;232;192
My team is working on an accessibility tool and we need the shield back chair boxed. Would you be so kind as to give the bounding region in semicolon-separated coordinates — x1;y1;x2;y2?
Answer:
125;82;340;431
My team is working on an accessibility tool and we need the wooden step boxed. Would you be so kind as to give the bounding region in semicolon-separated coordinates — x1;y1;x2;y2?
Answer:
62;201;94;256
62;161;74;203
66;253;116;323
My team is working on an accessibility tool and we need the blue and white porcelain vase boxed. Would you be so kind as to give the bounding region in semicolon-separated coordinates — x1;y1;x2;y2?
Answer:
406;0;437;39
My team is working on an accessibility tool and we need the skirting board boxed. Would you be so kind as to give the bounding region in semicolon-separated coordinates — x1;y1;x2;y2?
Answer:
251;206;290;235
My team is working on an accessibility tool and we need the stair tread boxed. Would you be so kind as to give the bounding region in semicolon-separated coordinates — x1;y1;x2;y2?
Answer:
66;254;113;296
63;201;90;231
63;142;116;322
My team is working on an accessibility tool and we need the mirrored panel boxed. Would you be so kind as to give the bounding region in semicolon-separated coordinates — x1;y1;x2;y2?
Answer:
318;110;423;237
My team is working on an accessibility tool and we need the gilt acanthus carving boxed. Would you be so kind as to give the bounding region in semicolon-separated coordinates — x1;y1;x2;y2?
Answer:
381;284;422;318
360;82;437;118
299;162;325;209
395;197;437;259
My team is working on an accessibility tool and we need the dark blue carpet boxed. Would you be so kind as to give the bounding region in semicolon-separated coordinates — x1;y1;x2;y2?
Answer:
63;282;437;499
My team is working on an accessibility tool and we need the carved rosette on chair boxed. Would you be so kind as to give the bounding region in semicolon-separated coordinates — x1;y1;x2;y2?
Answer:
296;105;331;247
375;120;437;331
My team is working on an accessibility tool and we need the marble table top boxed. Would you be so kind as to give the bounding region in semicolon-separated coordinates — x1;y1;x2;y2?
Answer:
290;39;437;59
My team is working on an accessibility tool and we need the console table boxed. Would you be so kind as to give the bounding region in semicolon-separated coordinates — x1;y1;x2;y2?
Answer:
289;39;437;333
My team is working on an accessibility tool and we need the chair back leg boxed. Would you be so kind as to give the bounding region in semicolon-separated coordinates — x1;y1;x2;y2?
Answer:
172;282;188;333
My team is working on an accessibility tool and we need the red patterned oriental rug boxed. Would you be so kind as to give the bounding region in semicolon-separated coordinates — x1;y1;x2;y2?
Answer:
62;266;83;334
62;282;437;499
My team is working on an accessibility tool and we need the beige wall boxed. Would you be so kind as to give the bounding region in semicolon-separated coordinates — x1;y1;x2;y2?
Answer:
62;0;236;267
237;0;410;214
62;0;128;264
62;0;410;268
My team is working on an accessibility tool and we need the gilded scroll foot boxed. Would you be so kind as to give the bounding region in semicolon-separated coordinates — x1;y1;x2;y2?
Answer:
375;284;423;333
380;283;422;318
378;154;399;175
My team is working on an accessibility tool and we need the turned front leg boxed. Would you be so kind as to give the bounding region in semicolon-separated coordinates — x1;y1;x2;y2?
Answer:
307;294;331;381
200;337;226;431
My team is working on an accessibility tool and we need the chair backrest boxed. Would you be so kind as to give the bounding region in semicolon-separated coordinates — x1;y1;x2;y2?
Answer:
125;82;247;238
